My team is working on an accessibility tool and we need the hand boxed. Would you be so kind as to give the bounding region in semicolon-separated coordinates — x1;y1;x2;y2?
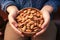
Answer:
8;10;24;37
33;9;50;38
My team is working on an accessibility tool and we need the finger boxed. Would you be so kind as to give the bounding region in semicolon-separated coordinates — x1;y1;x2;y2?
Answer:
10;22;24;37
33;25;48;38
33;20;49;37
8;15;18;27
41;19;50;29
17;11;20;14
8;15;24;37
41;13;50;28
8;15;17;28
33;17;50;38
12;22;18;28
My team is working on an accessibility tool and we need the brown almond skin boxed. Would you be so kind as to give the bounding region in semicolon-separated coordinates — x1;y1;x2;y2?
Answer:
16;8;44;37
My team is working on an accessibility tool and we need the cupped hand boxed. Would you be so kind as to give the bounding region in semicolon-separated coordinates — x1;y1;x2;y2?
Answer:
33;9;50;38
8;10;24;37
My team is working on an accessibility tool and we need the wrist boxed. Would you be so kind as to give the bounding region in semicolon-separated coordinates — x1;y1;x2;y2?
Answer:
41;5;53;14
7;6;19;14
41;8;49;14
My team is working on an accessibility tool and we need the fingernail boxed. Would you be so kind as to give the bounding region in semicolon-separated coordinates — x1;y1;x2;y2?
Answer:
41;25;45;29
21;33;24;37
12;22;17;27
33;35;36;38
15;24;18;27
41;26;44;29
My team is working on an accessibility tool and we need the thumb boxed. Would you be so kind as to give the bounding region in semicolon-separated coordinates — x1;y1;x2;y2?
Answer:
33;25;47;38
8;15;18;27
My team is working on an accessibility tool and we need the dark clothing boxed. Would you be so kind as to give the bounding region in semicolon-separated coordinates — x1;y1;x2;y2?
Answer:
0;0;59;12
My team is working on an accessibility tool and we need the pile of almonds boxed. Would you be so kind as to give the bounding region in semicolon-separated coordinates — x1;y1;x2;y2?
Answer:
15;8;44;36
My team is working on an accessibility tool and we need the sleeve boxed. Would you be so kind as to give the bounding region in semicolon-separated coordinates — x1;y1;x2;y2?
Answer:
44;0;59;12
1;0;16;12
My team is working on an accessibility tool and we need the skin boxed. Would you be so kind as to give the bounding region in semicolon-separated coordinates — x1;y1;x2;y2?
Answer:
33;5;53;37
7;6;24;37
7;5;53;37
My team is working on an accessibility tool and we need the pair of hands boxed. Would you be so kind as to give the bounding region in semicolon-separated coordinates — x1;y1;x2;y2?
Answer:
8;8;50;38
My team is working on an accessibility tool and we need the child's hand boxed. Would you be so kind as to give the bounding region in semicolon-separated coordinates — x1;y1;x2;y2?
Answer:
8;11;24;37
33;9;50;38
